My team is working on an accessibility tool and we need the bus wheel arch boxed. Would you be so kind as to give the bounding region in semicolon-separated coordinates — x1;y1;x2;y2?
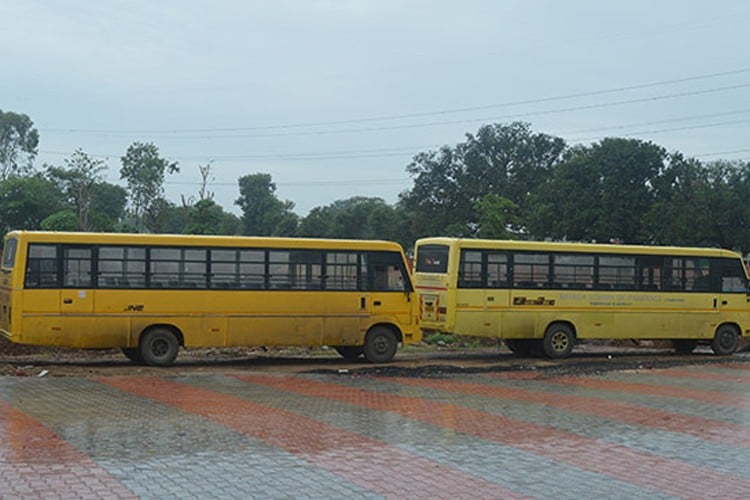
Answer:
138;325;183;366
363;324;400;363
711;323;740;356
543;321;576;359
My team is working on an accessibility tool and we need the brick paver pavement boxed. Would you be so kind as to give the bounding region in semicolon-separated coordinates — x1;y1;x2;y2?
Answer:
1;360;749;498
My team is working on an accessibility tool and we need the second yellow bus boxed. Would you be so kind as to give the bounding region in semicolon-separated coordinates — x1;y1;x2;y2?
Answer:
414;237;750;358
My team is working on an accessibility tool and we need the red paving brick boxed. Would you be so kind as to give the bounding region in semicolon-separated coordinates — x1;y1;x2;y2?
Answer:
404;375;750;448
724;362;750;371
651;366;750;383
0;400;136;499
235;373;750;499
97;376;527;499
545;374;750;410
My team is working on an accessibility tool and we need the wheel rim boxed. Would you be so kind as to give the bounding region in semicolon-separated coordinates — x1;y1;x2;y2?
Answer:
718;331;735;350
152;338;169;358
550;331;569;352
373;335;389;354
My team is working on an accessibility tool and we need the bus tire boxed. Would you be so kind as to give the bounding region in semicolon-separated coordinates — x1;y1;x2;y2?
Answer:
711;325;739;356
543;323;575;359
334;346;364;359
121;347;143;364
672;339;698;355
363;327;398;363
139;327;180;366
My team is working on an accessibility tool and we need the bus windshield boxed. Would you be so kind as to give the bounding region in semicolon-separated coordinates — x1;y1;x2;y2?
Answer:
415;244;449;273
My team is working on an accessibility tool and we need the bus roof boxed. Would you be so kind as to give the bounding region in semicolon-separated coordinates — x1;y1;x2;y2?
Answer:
4;231;405;252
415;236;743;259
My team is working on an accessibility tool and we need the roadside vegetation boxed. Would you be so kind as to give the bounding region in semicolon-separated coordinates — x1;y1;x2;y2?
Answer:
2;110;750;255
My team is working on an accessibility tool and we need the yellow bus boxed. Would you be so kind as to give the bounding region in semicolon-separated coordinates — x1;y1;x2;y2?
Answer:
0;231;419;366
414;237;750;358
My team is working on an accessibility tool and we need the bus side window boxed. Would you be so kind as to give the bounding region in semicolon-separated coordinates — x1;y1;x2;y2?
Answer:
26;244;59;288
63;247;93;288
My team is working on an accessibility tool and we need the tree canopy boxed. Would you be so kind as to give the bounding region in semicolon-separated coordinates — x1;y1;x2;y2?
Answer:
120;142;179;232
0;110;39;179
235;173;298;236
2;108;750;255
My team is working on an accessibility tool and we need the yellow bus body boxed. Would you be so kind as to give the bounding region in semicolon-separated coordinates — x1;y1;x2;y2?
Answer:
1;231;419;365
414;237;750;357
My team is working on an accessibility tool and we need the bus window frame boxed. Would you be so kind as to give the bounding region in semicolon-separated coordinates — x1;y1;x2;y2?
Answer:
2;238;18;269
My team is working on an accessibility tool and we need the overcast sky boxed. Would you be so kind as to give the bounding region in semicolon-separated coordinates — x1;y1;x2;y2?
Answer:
2;0;749;215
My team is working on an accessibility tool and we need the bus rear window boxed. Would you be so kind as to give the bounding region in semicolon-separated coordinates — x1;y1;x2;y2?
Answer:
2;238;18;268
416;245;449;273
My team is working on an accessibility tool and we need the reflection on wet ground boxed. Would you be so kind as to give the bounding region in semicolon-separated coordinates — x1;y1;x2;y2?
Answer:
1;360;749;498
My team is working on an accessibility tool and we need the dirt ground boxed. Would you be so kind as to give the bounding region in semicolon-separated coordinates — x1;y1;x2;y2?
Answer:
2;336;748;378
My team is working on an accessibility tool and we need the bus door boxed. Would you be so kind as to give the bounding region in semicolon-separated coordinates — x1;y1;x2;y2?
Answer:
59;247;96;345
363;251;414;330
60;247;95;315
321;251;364;346
666;257;722;339
454;250;504;337
715;257;750;335
21;243;65;343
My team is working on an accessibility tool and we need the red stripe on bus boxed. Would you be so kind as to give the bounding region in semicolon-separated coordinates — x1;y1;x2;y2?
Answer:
415;285;448;291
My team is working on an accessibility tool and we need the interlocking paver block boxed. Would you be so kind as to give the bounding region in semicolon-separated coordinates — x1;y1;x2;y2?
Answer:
1;362;749;498
187;374;671;499
98;375;527;499
234;373;750;498
0;399;136;499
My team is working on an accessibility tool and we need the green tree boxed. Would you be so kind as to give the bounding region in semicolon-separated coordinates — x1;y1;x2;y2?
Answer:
0;175;67;233
701;160;750;253
400;122;565;240
474;194;519;239
120;142;179;232
184;199;241;235
527;138;666;243
0;110;39;179
41;210;79;231
149;202;187;234
89;182;129;231
644;154;714;247
47;149;107;231
235;173;298;236
299;196;405;243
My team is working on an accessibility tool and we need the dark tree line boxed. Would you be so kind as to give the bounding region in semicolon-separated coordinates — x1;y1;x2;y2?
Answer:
1;110;749;254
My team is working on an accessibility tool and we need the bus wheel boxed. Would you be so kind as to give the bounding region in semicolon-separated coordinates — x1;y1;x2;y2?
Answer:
543;323;575;359
334;346;364;360
672;339;698;355
711;325;739;356
121;348;143;364
139;328;180;366
363;327;398;363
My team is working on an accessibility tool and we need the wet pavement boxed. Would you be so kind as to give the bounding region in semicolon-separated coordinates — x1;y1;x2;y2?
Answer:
1;361;750;499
